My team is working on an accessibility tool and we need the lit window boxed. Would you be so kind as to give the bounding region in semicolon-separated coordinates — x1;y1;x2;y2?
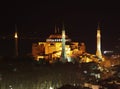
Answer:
52;39;54;42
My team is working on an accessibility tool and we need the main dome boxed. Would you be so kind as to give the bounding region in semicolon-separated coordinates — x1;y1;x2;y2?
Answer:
49;34;69;39
46;33;71;42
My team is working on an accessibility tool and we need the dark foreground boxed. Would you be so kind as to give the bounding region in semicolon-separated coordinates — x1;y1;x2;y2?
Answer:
0;57;120;89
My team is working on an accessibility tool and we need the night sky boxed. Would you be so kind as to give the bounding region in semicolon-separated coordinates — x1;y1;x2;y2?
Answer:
0;1;120;56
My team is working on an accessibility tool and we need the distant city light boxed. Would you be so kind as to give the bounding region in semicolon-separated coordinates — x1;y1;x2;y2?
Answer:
103;51;113;54
84;70;87;74
9;85;13;89
49;86;53;89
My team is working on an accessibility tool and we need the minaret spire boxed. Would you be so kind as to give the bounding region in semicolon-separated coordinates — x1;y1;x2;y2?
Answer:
97;22;100;30
61;23;67;62
14;24;18;57
96;23;102;60
58;27;60;33
55;25;57;33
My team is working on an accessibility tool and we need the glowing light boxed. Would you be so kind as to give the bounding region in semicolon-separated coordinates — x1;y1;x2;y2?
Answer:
49;86;53;89
9;85;13;89
14;32;18;38
84;70;87;74
59;39;61;41
67;57;72;62
103;50;113;54
63;34;65;38
96;29;102;59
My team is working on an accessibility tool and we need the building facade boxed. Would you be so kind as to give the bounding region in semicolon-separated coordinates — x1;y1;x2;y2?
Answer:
32;27;85;62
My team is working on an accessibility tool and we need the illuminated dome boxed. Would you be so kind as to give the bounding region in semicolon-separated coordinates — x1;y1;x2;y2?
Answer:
49;34;69;39
46;33;71;42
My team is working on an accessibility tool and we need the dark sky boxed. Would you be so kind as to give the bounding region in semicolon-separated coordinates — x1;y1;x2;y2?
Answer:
0;1;120;56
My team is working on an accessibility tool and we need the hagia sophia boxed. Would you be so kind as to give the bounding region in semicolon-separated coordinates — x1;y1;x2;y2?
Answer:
32;24;103;63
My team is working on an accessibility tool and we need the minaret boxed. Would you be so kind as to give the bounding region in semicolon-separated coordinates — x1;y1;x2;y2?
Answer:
96;24;102;59
55;25;57;33
14;24;18;57
61;24;67;62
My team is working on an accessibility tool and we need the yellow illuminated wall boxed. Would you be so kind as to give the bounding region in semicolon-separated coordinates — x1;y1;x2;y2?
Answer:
32;41;80;61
